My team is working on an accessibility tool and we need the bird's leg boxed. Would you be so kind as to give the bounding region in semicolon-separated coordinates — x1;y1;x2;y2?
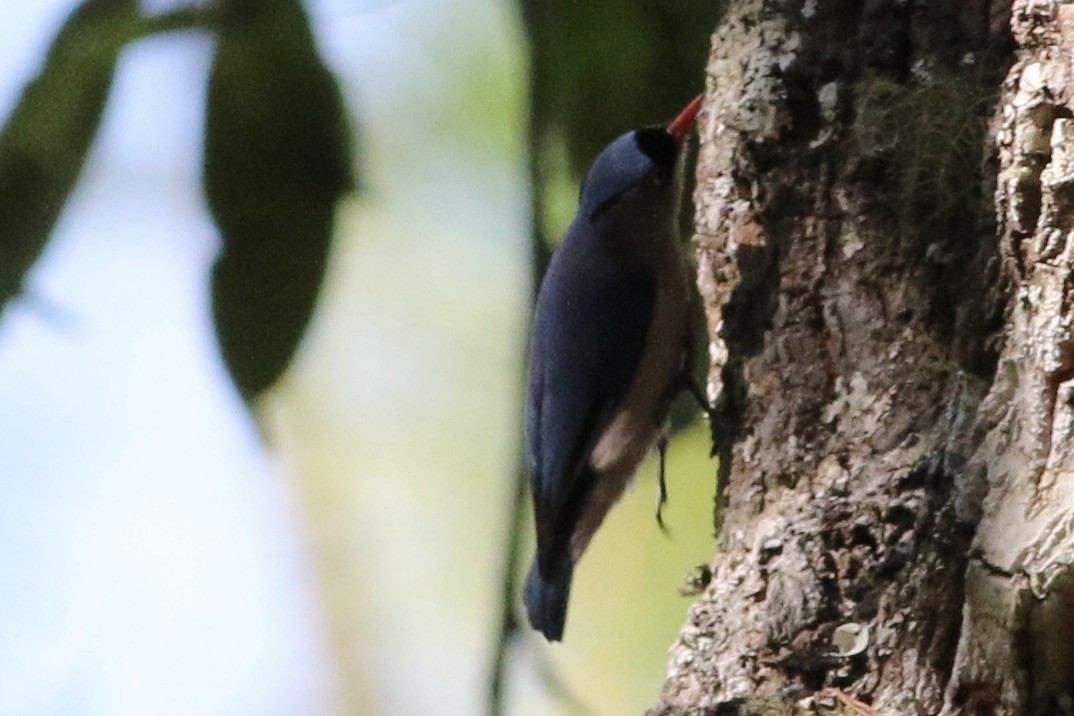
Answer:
678;326;722;456
655;432;671;534
677;372;721;458
682;373;711;415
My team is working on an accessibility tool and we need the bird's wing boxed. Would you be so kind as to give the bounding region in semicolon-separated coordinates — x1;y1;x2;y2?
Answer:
526;240;656;572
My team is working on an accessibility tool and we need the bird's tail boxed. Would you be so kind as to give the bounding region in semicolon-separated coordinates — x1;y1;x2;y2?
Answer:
524;558;574;642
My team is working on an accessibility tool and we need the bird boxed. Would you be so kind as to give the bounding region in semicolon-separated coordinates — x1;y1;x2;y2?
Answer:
524;96;704;641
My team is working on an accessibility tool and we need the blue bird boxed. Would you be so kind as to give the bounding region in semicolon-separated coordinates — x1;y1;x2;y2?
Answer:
525;96;703;641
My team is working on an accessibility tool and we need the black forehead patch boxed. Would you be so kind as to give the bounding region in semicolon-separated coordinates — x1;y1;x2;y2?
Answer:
633;128;677;168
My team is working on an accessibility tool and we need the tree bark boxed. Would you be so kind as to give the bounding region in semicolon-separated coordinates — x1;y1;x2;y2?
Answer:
652;1;1074;713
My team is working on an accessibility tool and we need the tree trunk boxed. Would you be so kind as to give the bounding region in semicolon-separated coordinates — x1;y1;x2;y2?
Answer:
652;1;1074;713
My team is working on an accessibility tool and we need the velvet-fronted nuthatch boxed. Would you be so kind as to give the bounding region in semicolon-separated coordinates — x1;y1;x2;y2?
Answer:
524;96;704;641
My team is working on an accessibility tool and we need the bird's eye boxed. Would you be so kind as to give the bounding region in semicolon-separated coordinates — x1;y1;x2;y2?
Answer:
646;166;671;188
634;128;677;168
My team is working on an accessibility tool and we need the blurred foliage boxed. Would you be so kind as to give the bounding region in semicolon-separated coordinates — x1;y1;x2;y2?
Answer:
0;0;357;403
205;0;355;401
0;0;138;313
522;0;722;244
522;0;720;170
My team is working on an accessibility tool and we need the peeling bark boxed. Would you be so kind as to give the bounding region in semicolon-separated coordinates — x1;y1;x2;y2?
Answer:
947;3;1074;713
648;0;1074;713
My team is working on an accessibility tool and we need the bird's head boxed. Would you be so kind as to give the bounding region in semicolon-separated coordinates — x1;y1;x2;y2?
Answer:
577;95;703;227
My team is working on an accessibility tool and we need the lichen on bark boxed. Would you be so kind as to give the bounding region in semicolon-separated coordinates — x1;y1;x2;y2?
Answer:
944;2;1074;712
645;0;1074;713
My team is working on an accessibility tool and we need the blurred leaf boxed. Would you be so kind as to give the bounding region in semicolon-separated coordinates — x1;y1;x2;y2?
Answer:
522;1;721;176
0;0;139;314
205;0;355;401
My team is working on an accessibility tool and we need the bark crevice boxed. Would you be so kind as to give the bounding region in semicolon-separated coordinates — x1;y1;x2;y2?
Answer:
652;0;1035;713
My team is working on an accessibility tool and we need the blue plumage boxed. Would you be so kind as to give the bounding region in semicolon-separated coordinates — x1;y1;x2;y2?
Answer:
528;223;657;557
523;98;701;641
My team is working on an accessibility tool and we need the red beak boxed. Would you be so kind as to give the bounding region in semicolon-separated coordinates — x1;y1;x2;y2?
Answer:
667;95;703;142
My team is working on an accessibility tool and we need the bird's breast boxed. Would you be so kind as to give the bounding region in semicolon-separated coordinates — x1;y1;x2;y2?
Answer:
570;259;690;559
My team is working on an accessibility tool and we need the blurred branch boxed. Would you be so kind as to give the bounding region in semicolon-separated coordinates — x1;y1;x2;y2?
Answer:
486;63;571;716
486;450;528;716
530;643;599;716
486;413;596;716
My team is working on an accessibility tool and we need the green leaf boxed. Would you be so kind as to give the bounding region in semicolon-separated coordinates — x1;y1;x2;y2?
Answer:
204;0;355;401
0;0;139;313
523;0;721;174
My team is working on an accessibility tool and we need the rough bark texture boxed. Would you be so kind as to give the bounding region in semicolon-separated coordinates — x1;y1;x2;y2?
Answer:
651;1;1074;713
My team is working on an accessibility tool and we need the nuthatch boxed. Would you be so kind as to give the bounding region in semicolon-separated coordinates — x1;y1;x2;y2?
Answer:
524;96;704;641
